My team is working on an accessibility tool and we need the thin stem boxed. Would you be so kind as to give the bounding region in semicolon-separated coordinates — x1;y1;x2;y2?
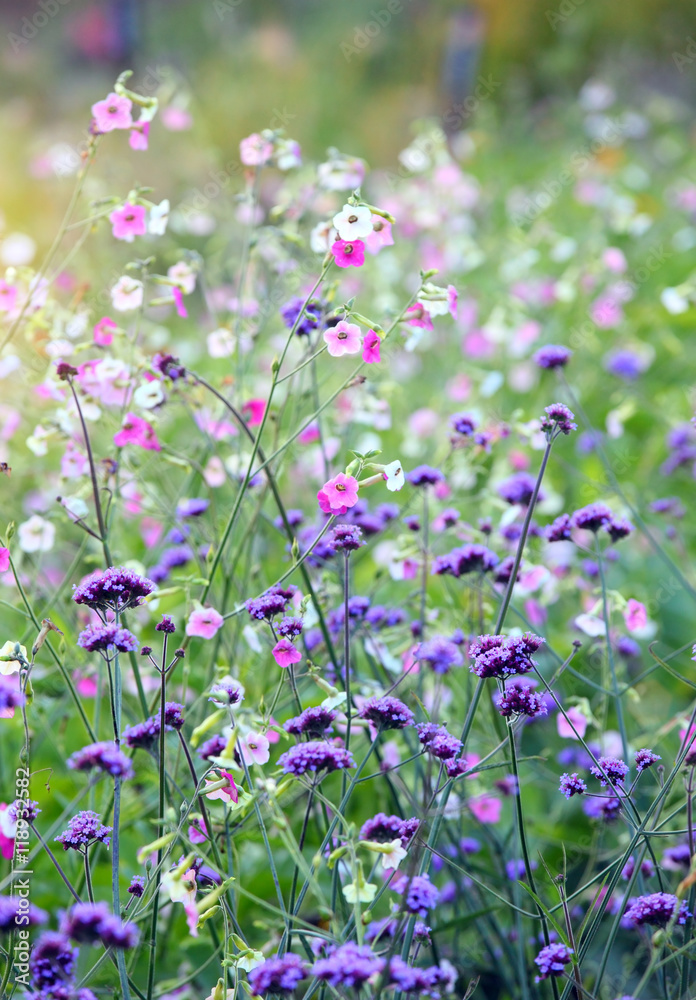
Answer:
595;534;628;762
146;650;168;1000
84;850;95;903
28;822;81;902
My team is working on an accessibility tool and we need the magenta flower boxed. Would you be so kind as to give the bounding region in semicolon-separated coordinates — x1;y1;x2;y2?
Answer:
330;239;365;268
204;769;238;804
404;305;433;330
93;317;117;346
109;203;147;243
0;548;9;574
171;287;188;318
186;607;224;639
0;281;17;313
91;92;133;133
114;413;161;451
272;638;302;668
317;473;360;515
242;399;266;426
324;321;362;358
362;329;381;364
129;121;150;151
447;284;458;319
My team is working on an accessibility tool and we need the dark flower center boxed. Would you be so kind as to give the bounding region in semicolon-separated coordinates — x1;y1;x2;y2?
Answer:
337;331;347;340
343;244;353;254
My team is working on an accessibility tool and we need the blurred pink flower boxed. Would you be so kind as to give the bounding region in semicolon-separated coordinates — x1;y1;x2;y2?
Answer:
0;548;9;574
93;316;117;346
272;638;302;668
330;240;365;269
114;413;161;451
240;133;273;166
91;92;133;132
362;329;381;364
172;287;188;318
624;599;647;632
557;707;588;740
109;203;147;243
242;399;266;426
364;216;394;254
186;607;224;640
129;121;150;151
469;794;502;824
0;281;17;313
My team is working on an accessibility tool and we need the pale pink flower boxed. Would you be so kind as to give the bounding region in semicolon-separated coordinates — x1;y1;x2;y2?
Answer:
240;133;273;166
239;731;270;766
624;599;647;632
114;413;161;451
161;106;192;131
207;328;236;358
0;281;17;313
330;240;365;269
129;121;150;151
272;638;302;668
17;516;54;553
204;771;238;804
186;606;224;640
447;284;458;319
324;321;362;357
469;794;502;824
168;261;197;294
91;92;133;132
139;517;163;548
317;473;359;514
111;276;144;311
557;706;588;740
362;329;381;364
603;247;627;273
590;296;623;329
109;203;147;243
364;215;394;254
94;316;117;346
0;548;9;573
60;442;88;479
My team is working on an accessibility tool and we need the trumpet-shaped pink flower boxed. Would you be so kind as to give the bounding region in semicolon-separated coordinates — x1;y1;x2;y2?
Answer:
240;133;273;166
317;473;359;515
364;215;394;254
114;413;161;451
469;794;502;824
272;638;302;668
204;769;239;804
94;317;117;346
324;321;362;358
362;329;381;364
109;203;147;243
186;606;224;639
129;121;150;151
330;239;365;268
239;731;270;766
91;93;133;132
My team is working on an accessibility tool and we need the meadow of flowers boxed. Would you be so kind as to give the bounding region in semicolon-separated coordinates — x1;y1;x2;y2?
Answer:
2;68;696;1000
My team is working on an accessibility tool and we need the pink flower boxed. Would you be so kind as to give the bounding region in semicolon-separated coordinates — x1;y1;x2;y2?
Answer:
239;731;270;766
91;92;133;133
364;215;394;254
93;317;117;346
188;818;208;844
140;517;163;548
186;606;224;640
114;413;161;451
447;284;458;319
272;638;302;668
557;706;588;740
298;423;320;444
362;329;381;364
204;769;238;804
172;287;188;318
324;321;362;358
0;281;17;313
242;399;266;426
404;305;433;330
317;473;359;514
624;599;647;632
590;296;623;329
161;106;192;131
0;804;15;859
129;121;150;151
240;133;273;166
330;239;365;268
74;672;98;698
109;203;147;243
469;794;502;824
0;548;9;574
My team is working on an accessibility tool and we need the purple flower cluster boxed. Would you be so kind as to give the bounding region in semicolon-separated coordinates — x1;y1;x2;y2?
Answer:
176;497;209;518
546;513;573;542
406;465;444;487
278;741;355;776
416;723;463;760
77;623;138;654
540;402;577;437
393;873;440;917
572;503;613;533
67;741;134;780
358;695;415;730
533;942;573;981
414;636;464;674
0;679;24;712
496;683;548;719
284;705;336;736
72;566;155;611
277;616;303;639
280;296;324;337
559;772;587;798
0;895;47;931
432;544;499;577
29;931;78;989
245;585;295;621
621;856;655;881
498;472;542;507
387;956;449;996
128;875;146;897
634;748;661;772
590;756;629;787
155;614;177;633
248;952;308;994
533;344;572;369
450;412;478;436
55;811;112;852
624;892;691;927
8;798;41;822
330;523;364;552
469;632;545;679
123;703;185;749
61;901;139;948
359;813;419;845
312;942;385;988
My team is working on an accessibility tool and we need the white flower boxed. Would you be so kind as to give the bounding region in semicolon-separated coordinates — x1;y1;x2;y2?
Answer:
381;838;407;871
168;261;196;294
207;328;236;358
383;459;405;492
332;204;373;241
343;878;377;904
236;951;264;973
18;515;55;554
661;287;689;314
26;424;51;456
574;614;606;637
0;356;21;379
275;138;302;171
148;199;170;236
0;641;27;676
111;276;144;312
417;282;450;317
61;497;89;522
310;220;335;254
133;380;165;409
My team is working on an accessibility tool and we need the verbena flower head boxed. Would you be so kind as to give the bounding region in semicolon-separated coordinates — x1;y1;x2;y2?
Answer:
72;566;155;612
245;586;293;621
572;503;613;533
414;636;464;674
312;942;385;988
533;942;573;981
55;811;112;851
277;616;303;638
407;465;444;487
0;895;47;931
624;893;691;927
559;773;587;799
278;741;355;776
546;513;573;542
540;402;577;437
533;344;572;369
498;472;542;507
123;703;185;750
621;856;655;881
358;695;415;730
590;756;629;786
359;813;419;845
8;798;41;822
0;679;24;712
416;723;462;759
209;676;245;707
280;296;323;337
29;931;78;989
77;623;138;654
128;875;146;897
330;523;364;552
496;684;548;719
284;706;336;736
155;614;177;633
450;412;478;436
634;748;661;772
67;741;134;780
469;633;545;679
393;873;440;916
248;952;309;995
605;517;635;543
432;544;499;577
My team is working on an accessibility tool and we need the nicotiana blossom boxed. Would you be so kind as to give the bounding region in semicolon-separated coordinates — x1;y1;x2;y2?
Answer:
271;637;302;668
111;276;144;311
362;328;381;363
109;203;147;242
114;412;161;451
17;515;55;553
324;320;362;357
186;606;224;639
330;239;365;268
91;93;133;132
383;459;405;491
317;473;359;514
332;204;373;241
